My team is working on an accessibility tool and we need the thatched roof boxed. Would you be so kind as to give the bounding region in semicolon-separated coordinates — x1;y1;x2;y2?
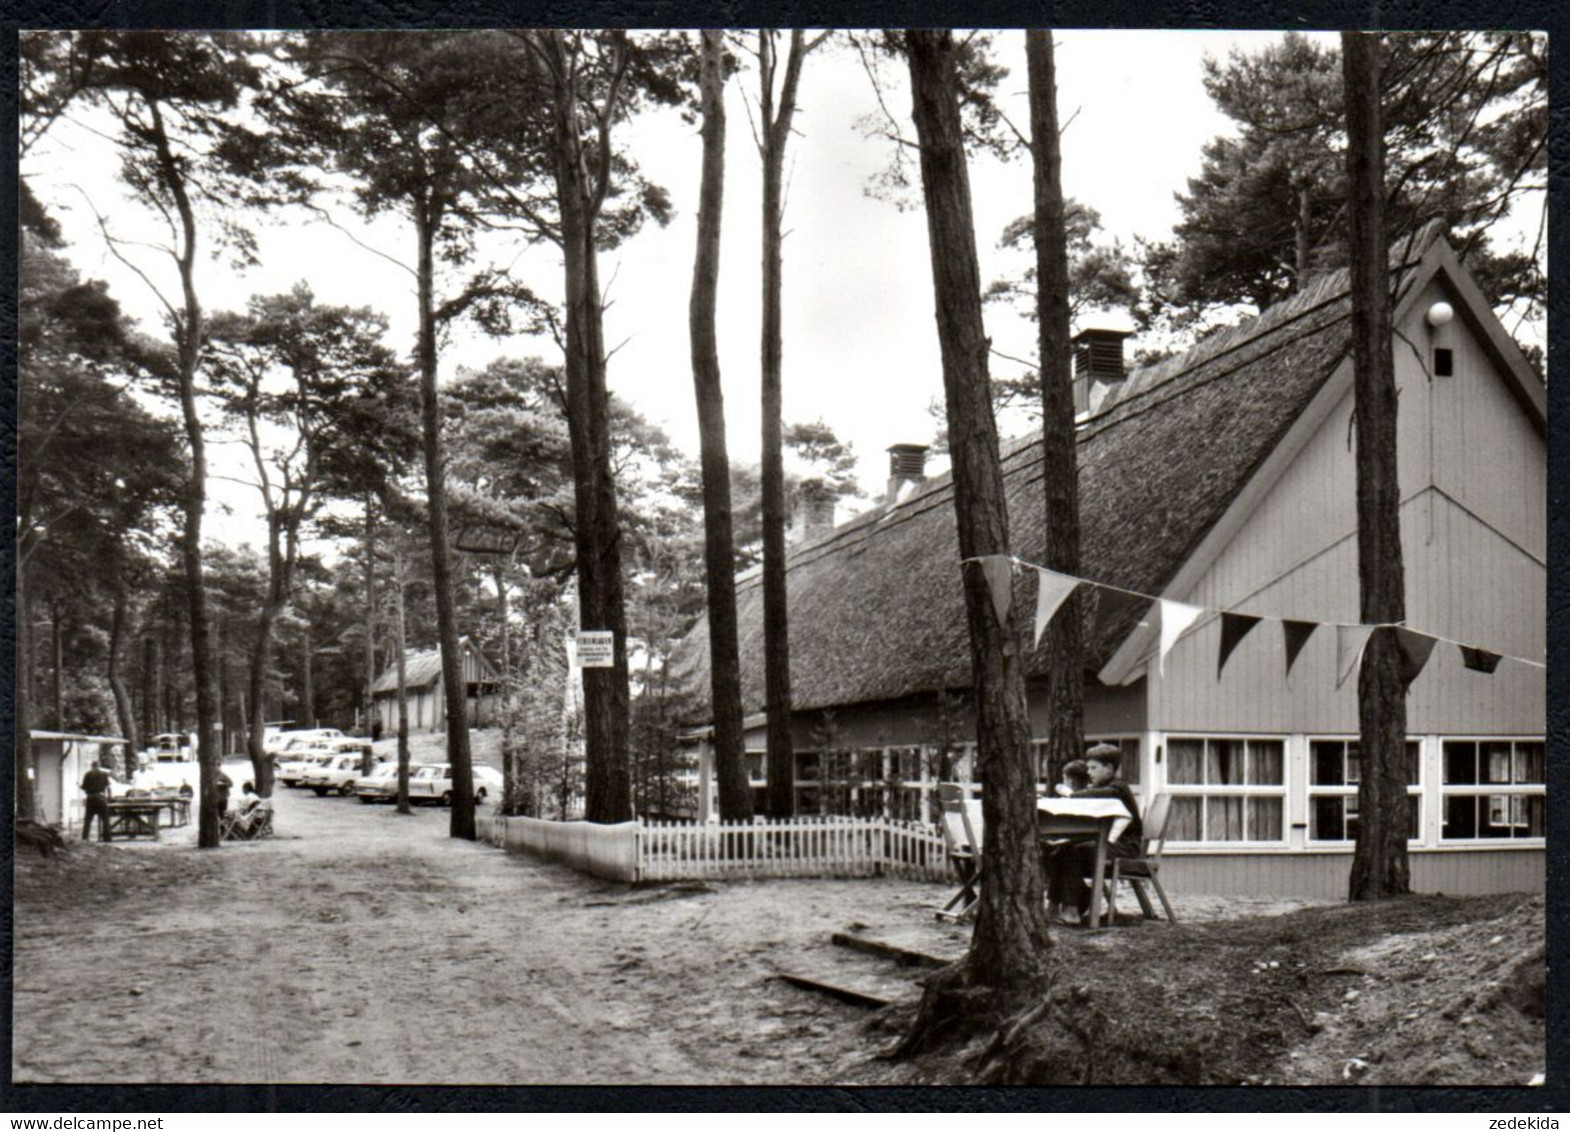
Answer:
371;637;497;694
670;228;1445;722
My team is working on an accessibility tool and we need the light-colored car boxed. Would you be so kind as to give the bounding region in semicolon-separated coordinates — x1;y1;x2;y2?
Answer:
277;747;336;787
303;753;380;797
269;728;345;755
405;764;504;806
351;761;429;804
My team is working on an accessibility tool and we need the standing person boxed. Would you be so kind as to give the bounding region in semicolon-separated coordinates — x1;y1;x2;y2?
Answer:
1046;744;1143;924
215;768;234;815
80;759;113;842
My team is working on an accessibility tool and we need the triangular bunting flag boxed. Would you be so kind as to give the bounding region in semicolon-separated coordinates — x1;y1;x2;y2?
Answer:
1217;612;1262;678
1335;624;1377;690
1393;627;1439;686
1281;619;1318;683
1460;645;1502;674
1032;568;1080;647
1157;599;1203;675
979;555;1014;627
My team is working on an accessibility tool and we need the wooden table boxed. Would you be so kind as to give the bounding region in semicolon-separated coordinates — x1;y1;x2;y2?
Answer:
145;795;191;828
106;800;163;841
1037;797;1132;931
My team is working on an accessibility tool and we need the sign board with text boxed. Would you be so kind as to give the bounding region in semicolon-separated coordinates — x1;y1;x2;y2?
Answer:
574;630;615;668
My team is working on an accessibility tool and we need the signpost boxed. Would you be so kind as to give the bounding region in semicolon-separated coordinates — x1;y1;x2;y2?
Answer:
574;631;615;668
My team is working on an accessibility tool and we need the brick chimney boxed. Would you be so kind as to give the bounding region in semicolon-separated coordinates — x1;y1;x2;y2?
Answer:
1072;328;1132;415
885;443;929;505
789;480;837;544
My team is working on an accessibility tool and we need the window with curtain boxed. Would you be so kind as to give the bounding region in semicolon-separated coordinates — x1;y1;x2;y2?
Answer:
1164;736;1286;843
1441;739;1544;841
1030;736;1141;788
1308;739;1422;843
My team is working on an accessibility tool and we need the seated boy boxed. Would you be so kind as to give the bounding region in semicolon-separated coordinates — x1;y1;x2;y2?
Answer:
1053;758;1091;797
1046;744;1143;924
226;782;273;839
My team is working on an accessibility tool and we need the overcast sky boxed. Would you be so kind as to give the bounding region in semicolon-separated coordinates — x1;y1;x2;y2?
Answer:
26;29;1541;549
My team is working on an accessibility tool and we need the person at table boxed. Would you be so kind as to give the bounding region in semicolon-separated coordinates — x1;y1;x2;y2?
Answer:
80;759;113;843
1046;744;1143;925
1052;758;1091;797
1039;758;1091;901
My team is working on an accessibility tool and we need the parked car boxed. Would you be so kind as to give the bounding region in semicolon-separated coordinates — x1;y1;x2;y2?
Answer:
351;761;429;804
277;747;335;787
405;764;504;806
267;727;344;755
303;753;380;797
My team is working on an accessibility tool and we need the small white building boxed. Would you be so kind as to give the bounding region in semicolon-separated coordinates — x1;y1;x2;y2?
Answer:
28;731;127;832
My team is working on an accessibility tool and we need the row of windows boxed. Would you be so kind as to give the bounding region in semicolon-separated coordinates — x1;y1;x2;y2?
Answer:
1156;736;1544;845
741;735;1545;845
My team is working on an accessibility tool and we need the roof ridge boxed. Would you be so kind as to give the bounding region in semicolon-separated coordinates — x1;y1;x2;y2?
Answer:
1100;224;1444;414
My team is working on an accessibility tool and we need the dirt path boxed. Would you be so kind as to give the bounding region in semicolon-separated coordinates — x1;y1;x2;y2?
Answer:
13;773;972;1085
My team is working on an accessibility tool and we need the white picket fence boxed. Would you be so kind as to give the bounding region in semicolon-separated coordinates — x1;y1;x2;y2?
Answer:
636;815;948;882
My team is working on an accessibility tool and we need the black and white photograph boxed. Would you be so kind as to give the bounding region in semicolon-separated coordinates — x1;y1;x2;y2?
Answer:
9;24;1551;1094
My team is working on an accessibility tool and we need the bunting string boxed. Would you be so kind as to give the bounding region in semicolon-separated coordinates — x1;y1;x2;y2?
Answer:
960;553;1545;675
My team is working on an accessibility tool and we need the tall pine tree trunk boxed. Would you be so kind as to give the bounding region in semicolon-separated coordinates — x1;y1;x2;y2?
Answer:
1026;30;1085;784
691;29;751;823
364;494;378;737
150;94;221;849
541;31;632;823
414;200;477;839
899;30;1052;1054
108;586;140;759
1342;31;1411;900
52;600;64;730
218;616;230;757
758;29;811;821
142;633;158;740
394;552;412;815
298;622;314;730
15;571;36;819
247;608;280;796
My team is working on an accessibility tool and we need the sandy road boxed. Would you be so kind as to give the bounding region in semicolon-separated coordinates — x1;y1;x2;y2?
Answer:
13;777;966;1085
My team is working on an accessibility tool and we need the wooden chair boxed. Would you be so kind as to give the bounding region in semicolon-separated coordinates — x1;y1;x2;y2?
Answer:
1103;792;1178;924
935;783;984;922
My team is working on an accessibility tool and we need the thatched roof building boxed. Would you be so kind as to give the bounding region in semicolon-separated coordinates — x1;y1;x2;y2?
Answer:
667;226;1546;902
673;226;1479;716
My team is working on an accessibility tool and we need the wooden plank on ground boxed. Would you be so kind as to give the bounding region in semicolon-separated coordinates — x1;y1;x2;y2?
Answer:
774;972;890;1009
829;932;949;969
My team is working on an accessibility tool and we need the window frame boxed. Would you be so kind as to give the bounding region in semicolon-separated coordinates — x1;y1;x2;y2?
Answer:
1030;734;1143;796
1305;736;1424;846
1161;733;1290;847
1438;737;1545;845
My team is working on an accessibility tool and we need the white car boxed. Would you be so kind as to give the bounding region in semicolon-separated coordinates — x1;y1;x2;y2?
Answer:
303;753;380;797
352;761;429;804
277;747;335;787
405;764;504;806
268;727;344;755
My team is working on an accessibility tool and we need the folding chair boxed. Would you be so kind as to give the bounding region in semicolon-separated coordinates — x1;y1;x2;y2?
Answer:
1104;792;1178;924
935;783;984;922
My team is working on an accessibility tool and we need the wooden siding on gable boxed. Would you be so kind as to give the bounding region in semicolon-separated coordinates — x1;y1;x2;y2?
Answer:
1148;269;1544;738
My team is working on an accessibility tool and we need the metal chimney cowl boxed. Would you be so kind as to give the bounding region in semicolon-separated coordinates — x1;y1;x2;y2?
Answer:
1072;328;1132;415
885;443;929;506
